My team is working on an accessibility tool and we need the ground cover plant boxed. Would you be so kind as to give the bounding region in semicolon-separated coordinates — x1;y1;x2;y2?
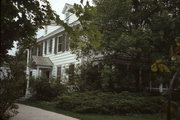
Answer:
56;91;164;114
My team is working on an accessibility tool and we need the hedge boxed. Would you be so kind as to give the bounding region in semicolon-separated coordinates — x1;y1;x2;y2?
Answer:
57;91;164;114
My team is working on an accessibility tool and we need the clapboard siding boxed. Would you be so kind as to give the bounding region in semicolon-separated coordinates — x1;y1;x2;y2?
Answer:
41;35;80;79
29;3;82;81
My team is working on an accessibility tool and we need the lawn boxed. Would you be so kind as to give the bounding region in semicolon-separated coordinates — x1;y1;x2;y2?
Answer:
19;100;165;120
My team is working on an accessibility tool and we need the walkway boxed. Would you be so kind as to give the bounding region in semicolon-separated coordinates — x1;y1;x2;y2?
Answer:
10;104;79;120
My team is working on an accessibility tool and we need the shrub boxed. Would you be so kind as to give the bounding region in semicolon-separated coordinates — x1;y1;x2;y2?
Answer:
33;78;67;101
57;91;164;114
0;78;19;120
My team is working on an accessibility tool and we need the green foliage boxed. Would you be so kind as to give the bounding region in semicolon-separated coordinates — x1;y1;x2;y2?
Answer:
20;100;165;120
57;91;164;114
66;62;151;92
1;0;60;61
0;54;27;119
59;0;180;92
0;78;20;120
33;78;67;101
101;65;112;91
65;62;102;92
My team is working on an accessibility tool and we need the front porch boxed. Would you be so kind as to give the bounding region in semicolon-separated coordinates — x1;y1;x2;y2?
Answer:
29;56;53;79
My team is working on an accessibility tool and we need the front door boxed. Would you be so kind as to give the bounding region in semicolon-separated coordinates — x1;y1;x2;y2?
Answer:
41;69;51;79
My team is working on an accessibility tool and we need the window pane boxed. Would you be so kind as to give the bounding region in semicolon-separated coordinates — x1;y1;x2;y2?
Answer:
54;37;57;54
58;36;63;52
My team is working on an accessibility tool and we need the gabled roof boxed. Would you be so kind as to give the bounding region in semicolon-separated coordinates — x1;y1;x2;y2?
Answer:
32;56;53;67
37;20;79;42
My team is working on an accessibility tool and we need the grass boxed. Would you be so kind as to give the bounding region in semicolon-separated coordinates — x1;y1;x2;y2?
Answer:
19;100;165;120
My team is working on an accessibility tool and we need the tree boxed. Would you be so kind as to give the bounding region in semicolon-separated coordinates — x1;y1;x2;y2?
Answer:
1;0;60;62
0;0;61;119
61;0;180;91
0;53;27;120
151;40;180;120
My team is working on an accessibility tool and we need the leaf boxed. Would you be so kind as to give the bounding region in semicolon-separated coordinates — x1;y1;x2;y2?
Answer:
156;59;162;64
158;64;170;72
80;0;84;4
151;63;158;72
90;40;100;48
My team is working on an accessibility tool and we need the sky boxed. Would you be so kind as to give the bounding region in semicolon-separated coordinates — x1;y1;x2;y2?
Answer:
49;0;82;19
8;0;92;56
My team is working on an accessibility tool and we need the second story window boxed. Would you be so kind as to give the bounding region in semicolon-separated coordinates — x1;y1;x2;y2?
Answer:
54;34;69;54
58;36;64;52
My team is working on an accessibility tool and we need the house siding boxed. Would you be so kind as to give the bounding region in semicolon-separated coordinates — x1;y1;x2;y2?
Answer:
28;3;81;82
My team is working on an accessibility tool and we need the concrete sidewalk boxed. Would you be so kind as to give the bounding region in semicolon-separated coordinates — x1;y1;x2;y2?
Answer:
10;104;79;120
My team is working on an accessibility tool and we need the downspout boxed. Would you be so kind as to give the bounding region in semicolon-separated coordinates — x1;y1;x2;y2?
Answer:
25;49;30;98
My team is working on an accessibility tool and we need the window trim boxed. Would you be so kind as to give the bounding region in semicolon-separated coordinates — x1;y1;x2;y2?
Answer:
57;35;64;53
55;34;69;54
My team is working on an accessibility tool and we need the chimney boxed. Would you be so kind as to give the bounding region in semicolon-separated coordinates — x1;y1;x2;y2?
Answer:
45;26;48;34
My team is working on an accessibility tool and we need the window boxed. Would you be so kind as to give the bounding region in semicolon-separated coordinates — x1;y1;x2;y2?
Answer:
54;37;57;54
58;36;63;52
55;34;69;53
32;47;37;55
57;66;61;80
48;39;52;53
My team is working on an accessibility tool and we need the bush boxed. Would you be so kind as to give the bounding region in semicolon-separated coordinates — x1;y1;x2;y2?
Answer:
0;78;20;120
33;78;67;101
57;91;164;114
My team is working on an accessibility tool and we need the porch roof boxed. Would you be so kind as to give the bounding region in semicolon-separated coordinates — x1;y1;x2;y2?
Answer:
32;56;53;67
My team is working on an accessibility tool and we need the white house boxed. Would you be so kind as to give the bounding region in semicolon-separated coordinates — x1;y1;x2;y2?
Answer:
27;3;80;82
26;3;168;94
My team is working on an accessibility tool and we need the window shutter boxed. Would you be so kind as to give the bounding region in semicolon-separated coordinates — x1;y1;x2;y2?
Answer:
62;35;66;52
44;41;47;54
66;35;69;51
54;37;57;54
